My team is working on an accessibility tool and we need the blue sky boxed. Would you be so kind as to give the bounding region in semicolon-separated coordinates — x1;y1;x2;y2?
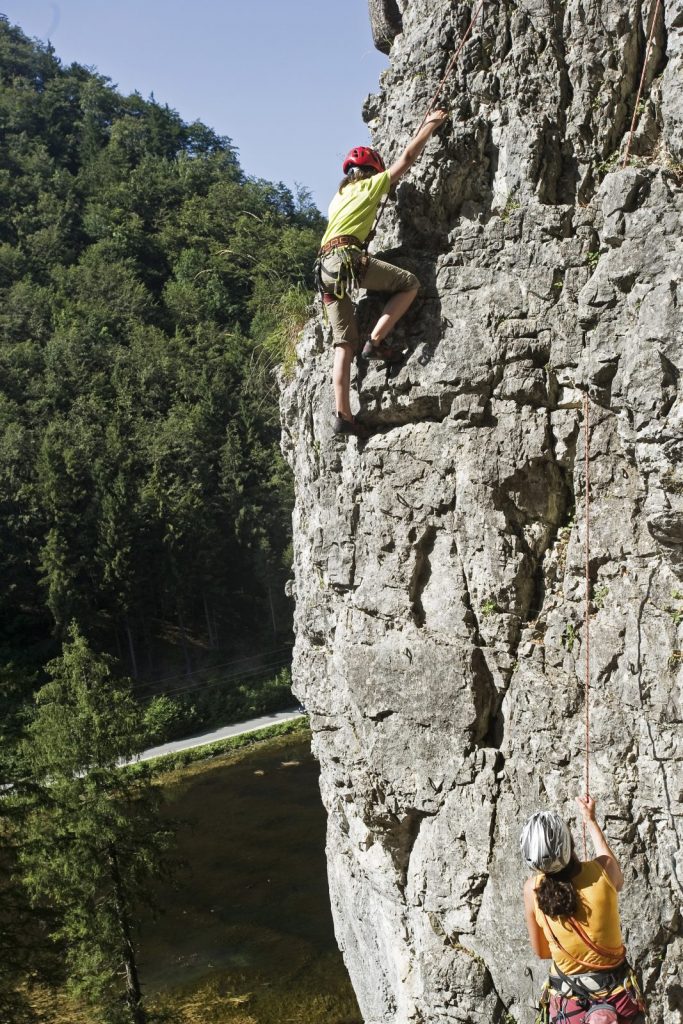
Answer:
1;0;389;211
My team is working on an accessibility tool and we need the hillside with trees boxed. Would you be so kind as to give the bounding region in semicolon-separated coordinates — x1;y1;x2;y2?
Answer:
0;17;323;717
0;18;328;1020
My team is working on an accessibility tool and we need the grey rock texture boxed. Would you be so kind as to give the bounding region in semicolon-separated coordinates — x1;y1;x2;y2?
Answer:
369;0;404;54
281;1;683;1021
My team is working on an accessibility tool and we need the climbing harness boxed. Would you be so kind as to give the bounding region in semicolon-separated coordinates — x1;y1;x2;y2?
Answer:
538;910;647;1022
542;981;646;1024
622;0;663;168
537;964;646;1024
318;234;366;258
314;237;368;305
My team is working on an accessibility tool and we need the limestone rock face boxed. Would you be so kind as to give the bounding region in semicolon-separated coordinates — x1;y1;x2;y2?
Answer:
368;0;404;54
280;1;683;1020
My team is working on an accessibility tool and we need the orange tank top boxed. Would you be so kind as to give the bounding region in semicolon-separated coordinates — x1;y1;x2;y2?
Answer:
534;860;625;974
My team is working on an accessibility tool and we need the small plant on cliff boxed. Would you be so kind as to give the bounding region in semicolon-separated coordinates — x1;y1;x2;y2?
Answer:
669;590;683;627
594;151;619;179
593;585;609;610
660;147;683;185
586;250;601;270
662;469;683;494
481;598;498;617
563;622;577;652
499;192;520;224
501;191;521;222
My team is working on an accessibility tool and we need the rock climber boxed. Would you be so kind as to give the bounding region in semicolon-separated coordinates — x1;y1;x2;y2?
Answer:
521;797;647;1023
315;110;448;439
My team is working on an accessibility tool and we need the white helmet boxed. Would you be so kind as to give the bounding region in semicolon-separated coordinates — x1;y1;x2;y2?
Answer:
520;811;571;874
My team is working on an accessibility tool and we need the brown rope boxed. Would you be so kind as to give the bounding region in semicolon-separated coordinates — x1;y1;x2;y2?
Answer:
583;393;591;858
622;0;663;168
370;0;486;241
417;0;487;131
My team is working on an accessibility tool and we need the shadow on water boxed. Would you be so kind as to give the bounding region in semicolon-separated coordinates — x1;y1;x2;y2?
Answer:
141;733;362;1024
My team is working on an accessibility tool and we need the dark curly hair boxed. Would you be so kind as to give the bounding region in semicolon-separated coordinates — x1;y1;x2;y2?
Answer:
536;853;581;916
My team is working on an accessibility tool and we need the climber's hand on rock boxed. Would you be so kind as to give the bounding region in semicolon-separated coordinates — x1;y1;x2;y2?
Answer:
575;794;596;822
426;109;448;131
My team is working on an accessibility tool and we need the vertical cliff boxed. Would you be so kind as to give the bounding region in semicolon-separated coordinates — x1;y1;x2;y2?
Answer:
281;1;683;1020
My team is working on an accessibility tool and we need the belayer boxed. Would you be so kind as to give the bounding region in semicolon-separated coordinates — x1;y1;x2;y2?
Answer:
315;110;448;439
521;796;647;1023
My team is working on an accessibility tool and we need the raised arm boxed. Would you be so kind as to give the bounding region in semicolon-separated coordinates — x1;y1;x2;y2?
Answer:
523;877;552;959
576;796;624;892
388;109;449;185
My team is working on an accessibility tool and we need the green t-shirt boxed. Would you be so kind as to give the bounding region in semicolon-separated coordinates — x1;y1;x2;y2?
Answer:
320;170;391;246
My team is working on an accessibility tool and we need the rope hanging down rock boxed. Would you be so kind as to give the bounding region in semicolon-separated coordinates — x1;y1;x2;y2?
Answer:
622;0;663;168
417;0;486;132
583;393;591;857
370;0;486;240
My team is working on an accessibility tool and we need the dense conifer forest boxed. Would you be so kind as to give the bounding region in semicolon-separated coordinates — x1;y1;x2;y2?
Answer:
0;18;328;1019
0;17;323;713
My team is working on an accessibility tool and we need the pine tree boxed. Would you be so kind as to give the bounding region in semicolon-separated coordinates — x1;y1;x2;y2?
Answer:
0;672;52;1024
18;627;175;1024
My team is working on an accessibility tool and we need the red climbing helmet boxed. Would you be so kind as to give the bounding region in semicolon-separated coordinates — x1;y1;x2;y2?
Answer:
342;146;385;175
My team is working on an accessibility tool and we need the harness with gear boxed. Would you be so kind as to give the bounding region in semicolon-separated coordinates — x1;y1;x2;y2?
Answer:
535;914;647;1024
314;234;369;310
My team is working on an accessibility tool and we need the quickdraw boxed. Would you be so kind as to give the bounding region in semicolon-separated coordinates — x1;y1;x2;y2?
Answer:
536;981;552;1024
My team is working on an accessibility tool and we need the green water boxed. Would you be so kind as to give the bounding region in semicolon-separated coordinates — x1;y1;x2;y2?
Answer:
140;732;361;1024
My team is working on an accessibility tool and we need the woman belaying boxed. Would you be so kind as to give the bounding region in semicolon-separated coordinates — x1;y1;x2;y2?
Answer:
315;110;448;439
521;797;647;1023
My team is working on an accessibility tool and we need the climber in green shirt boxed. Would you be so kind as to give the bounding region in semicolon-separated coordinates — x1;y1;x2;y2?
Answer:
316;110;448;438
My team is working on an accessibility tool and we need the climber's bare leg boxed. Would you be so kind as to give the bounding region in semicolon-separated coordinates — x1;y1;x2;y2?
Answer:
371;287;418;342
333;342;356;420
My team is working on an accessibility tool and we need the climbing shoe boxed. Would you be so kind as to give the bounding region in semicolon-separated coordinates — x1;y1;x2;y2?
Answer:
332;413;370;440
361;338;404;363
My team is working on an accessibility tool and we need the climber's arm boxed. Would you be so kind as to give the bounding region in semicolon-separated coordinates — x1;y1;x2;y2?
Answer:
388;110;448;184
576;796;624;892
523;877;551;959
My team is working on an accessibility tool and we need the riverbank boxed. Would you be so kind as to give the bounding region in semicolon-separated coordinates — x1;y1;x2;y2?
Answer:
27;723;360;1024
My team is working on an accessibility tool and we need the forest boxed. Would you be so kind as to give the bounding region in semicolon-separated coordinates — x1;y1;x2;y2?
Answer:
0;17;327;1021
0;17;324;721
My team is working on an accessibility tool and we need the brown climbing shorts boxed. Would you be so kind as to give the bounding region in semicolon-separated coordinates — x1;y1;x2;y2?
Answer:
319;249;419;348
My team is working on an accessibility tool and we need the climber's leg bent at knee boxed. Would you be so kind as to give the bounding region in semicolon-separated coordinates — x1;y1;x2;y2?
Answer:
359;256;419;357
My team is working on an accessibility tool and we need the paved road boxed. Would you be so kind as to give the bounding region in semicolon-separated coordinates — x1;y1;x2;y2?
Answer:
135;708;305;764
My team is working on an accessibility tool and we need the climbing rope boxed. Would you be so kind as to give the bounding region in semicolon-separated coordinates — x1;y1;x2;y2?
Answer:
370;0;486;240
622;0;663;168
416;0;486;133
583;393;591;857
